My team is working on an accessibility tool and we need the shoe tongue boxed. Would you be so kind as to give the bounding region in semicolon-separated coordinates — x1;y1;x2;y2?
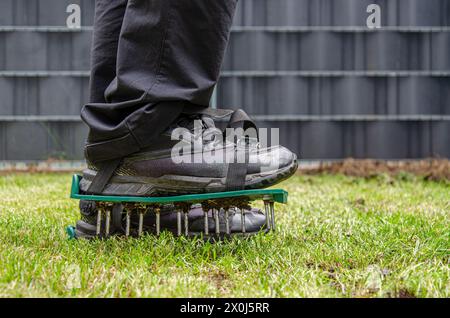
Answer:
201;115;216;129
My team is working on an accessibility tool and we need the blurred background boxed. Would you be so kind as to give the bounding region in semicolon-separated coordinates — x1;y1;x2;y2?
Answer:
0;0;449;166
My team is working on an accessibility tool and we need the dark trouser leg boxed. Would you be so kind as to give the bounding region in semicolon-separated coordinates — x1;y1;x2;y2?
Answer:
81;0;238;164
89;0;128;104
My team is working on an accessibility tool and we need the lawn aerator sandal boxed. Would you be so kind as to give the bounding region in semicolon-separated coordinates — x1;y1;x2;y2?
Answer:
67;174;287;239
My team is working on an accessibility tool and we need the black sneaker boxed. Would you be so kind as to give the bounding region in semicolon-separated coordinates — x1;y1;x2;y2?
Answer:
80;114;298;196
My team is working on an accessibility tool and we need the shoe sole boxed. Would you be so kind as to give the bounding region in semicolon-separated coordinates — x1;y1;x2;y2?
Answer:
74;219;266;240
80;156;298;196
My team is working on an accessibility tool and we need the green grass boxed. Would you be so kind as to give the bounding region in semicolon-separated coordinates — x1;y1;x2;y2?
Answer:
0;173;448;298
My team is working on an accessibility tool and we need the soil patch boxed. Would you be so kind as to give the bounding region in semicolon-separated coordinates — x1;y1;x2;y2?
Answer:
299;159;450;181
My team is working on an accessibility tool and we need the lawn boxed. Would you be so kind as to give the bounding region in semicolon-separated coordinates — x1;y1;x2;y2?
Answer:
0;173;448;298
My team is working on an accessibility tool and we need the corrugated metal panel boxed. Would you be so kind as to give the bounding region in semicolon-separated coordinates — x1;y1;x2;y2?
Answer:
0;77;88;116
0;121;86;160
217;77;450;116
1;120;448;160
0;76;447;117
256;120;450;159
0;0;95;26
1;0;449;27
224;31;450;71
0;0;449;161
0;31;91;71
234;0;450;27
1;31;449;71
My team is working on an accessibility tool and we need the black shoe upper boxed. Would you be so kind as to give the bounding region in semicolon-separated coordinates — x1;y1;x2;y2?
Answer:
86;114;297;182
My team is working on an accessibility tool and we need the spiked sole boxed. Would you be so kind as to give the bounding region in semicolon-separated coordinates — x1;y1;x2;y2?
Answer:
68;175;286;240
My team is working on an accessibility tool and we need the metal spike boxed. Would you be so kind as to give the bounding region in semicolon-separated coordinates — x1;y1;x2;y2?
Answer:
96;209;102;236
214;209;220;235
125;210;131;237
105;208;111;237
154;207;160;236
138;210;144;236
177;211;182;236
270;202;275;231
264;201;271;231
241;208;246;234
184;211;189;236
204;210;209;235
225;209;230;235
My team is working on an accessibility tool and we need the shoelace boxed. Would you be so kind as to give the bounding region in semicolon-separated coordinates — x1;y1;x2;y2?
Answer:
174;114;261;151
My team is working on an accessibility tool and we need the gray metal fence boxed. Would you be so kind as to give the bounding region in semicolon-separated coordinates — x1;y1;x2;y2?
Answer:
0;0;449;161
